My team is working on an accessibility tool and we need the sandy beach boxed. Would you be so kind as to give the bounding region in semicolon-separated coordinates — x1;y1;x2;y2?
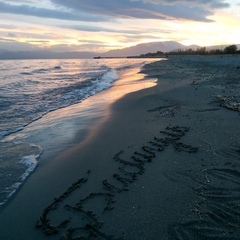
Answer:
0;55;240;240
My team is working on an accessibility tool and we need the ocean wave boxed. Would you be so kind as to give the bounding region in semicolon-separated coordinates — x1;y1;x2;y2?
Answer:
31;65;62;74
0;130;10;138
115;61;146;71
46;68;119;109
0;118;42;140
20;72;33;75
0;59;153;141
99;64;109;70
98;68;119;88
32;68;49;74
0;142;42;208
53;65;61;70
0;67;119;140
21;68;55;75
19;154;39;181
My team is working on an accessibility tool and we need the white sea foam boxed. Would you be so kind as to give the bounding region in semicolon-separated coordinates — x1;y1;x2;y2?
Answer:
32;115;42;121
0;143;42;208
96;68;119;90
6;182;21;199
19;155;39;181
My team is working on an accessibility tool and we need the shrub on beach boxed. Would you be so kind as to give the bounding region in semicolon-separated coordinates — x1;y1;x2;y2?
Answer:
224;45;238;54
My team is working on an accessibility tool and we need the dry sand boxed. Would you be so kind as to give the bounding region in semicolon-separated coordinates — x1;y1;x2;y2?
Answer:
0;55;240;239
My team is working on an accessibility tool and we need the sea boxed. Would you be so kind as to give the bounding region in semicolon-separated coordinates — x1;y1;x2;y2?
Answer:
0;58;159;208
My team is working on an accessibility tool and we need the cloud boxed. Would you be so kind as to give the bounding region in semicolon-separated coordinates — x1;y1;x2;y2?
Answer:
78;40;107;44
44;42;109;53
0;27;61;42
7;32;17;38
2;0;37;3
0;1;110;22
60;24;142;34
0;38;40;51
0;0;231;23
0;23;17;29
27;40;50;43
0;37;16;42
50;0;230;22
143;0;229;9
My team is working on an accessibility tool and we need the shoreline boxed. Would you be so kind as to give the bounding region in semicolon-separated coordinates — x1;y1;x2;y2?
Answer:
0;62;158;210
0;55;239;239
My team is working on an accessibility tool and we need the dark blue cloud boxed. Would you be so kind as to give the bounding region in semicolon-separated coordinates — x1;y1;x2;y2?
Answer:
145;0;229;9
0;0;230;23
50;0;230;22
0;1;110;22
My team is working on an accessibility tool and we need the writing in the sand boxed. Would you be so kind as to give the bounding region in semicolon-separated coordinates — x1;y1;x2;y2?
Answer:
36;126;198;240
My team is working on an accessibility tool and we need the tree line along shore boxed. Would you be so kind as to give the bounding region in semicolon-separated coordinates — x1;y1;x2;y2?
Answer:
140;44;240;57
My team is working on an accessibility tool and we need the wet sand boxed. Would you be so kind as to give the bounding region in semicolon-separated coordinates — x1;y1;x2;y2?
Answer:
0;55;240;239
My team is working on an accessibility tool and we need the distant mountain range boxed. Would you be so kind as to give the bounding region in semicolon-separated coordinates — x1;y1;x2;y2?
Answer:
101;41;201;57
0;50;97;60
101;41;185;57
0;41;239;59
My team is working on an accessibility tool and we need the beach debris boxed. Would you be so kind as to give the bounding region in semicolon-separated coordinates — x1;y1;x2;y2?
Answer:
147;105;179;117
191;80;196;85
132;207;137;216
215;95;240;112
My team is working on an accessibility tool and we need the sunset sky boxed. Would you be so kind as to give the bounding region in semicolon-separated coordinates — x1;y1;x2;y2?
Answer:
0;0;239;53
